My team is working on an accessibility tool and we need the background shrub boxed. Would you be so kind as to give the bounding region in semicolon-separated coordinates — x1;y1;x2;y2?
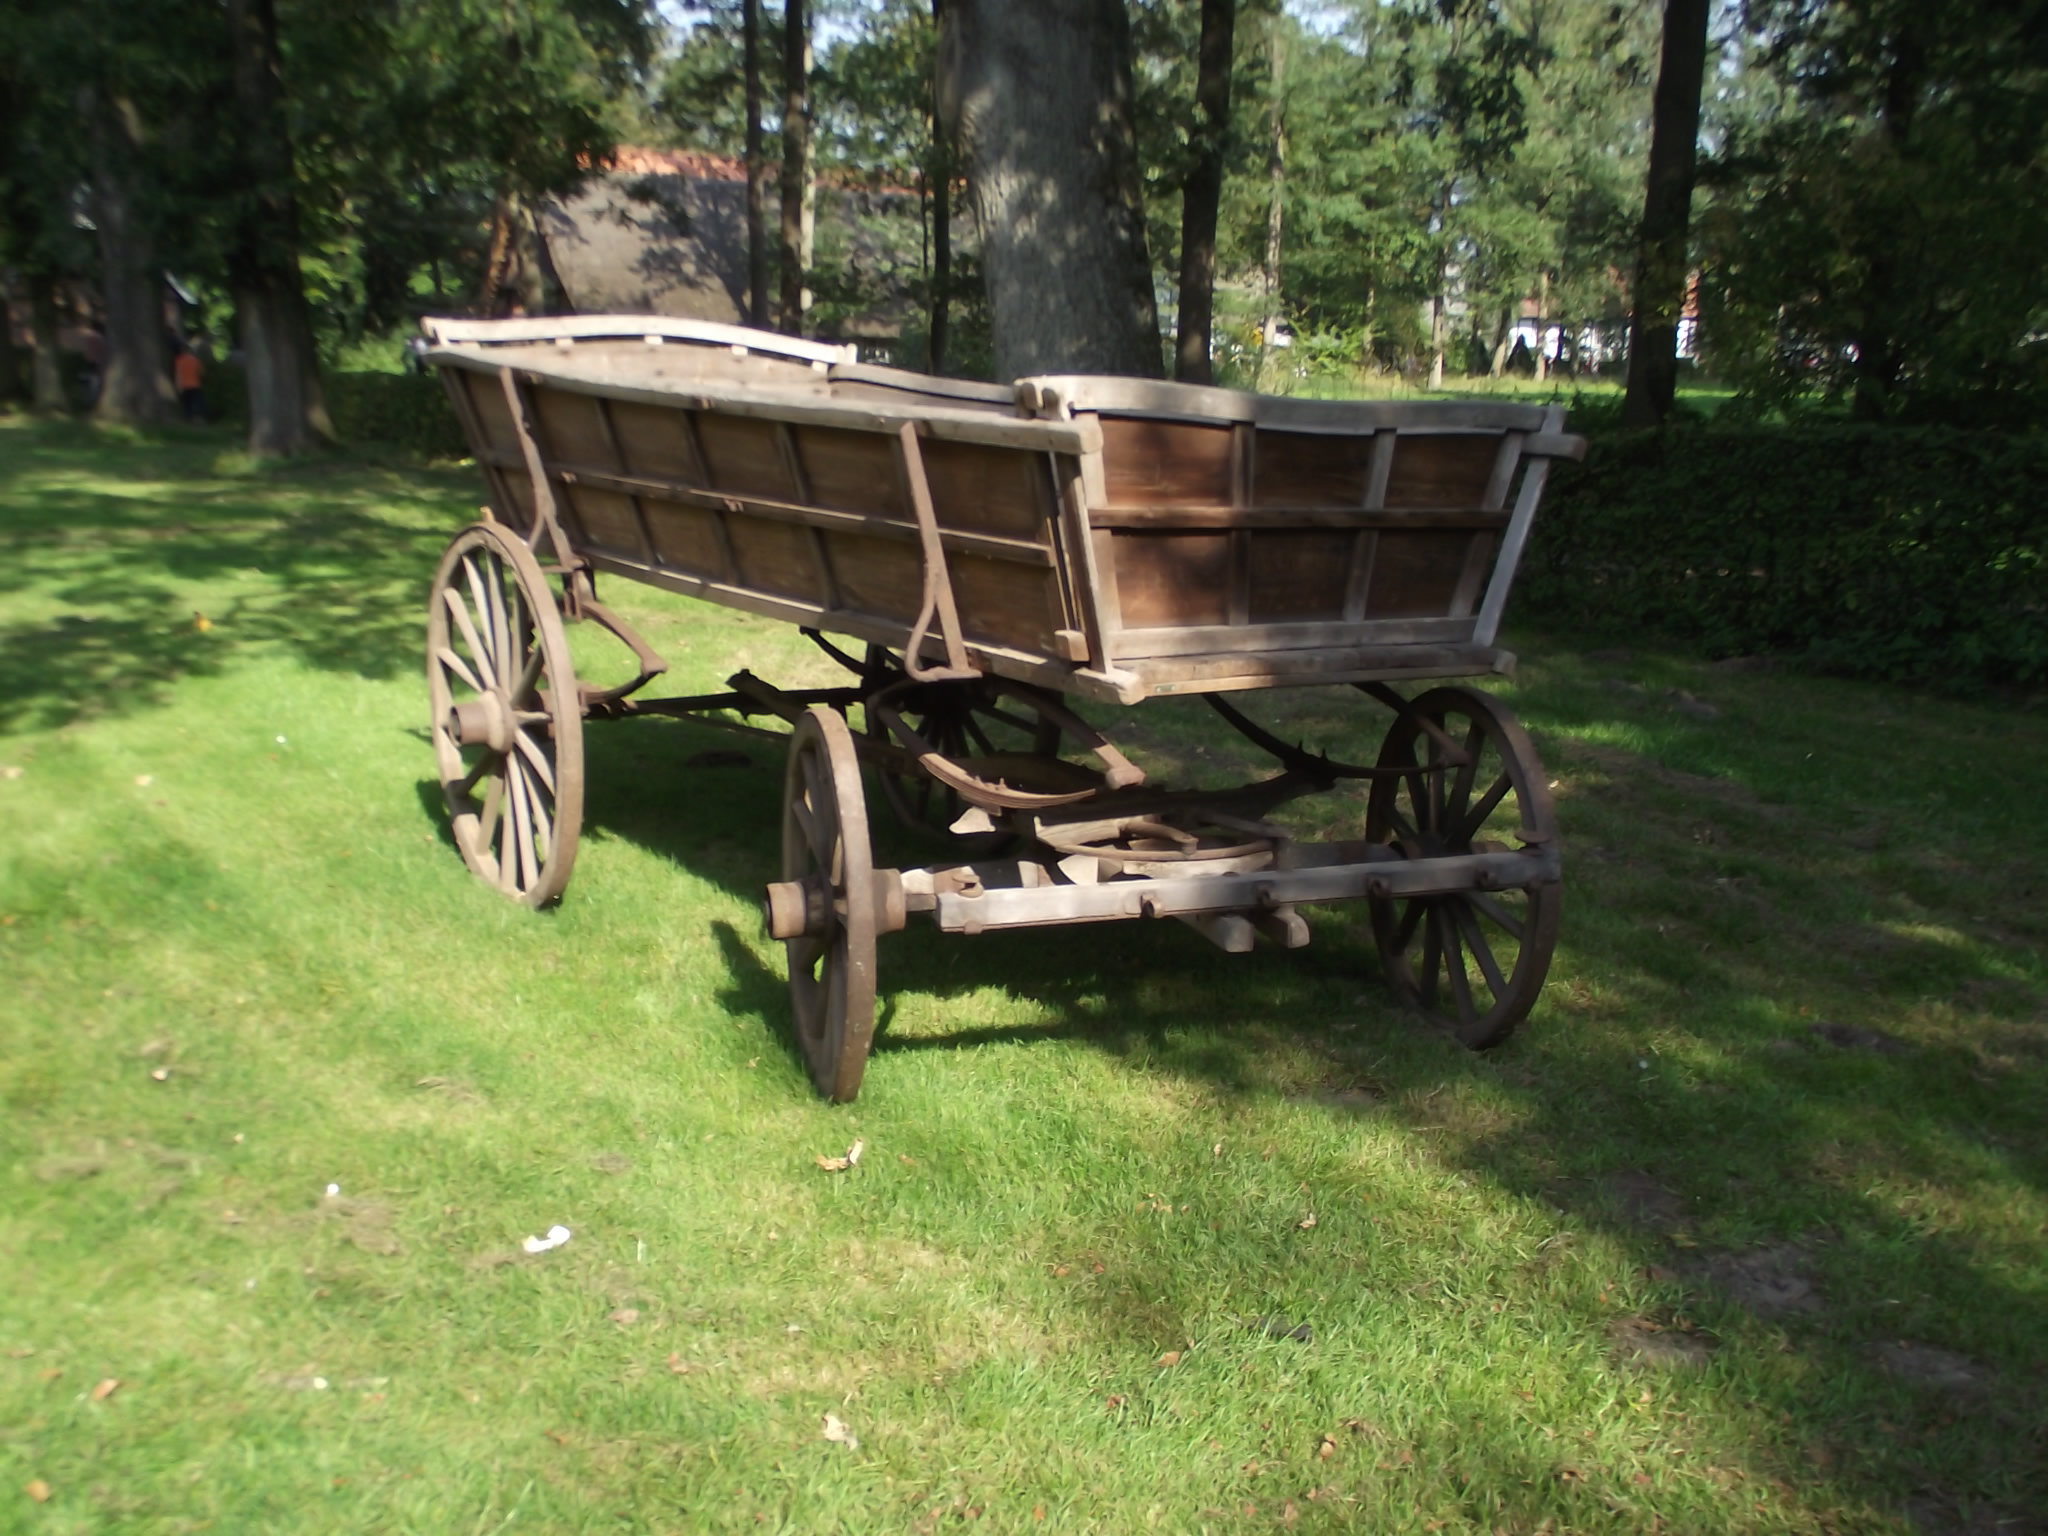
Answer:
1518;426;2048;685
204;364;467;460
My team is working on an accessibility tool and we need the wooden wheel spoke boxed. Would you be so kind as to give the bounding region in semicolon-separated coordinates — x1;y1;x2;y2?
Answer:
444;585;499;692
436;644;484;695
1418;903;1442;1009
1388;803;1421;846
1453;897;1510;997
511;727;557;795
455;750;497;797
521;754;554;865
1453;774;1513;847
1445;721;1484;827
1465;889;1525;941
509;644;546;709
507;756;539;893
1394;897;1427;953
1440;906;1477;1023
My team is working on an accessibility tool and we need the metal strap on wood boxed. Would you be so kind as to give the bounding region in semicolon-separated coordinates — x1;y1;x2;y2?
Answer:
498;367;575;569
894;421;980;682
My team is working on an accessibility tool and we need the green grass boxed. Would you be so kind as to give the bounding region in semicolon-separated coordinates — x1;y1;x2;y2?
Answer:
2;415;2043;1534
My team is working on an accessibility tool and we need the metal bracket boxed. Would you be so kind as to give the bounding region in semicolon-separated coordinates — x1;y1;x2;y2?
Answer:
498;367;577;571
894;422;980;683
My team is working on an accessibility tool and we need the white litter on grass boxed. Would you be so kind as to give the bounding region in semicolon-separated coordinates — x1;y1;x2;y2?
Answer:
325;1183;341;1198
275;736;287;745
522;1224;572;1255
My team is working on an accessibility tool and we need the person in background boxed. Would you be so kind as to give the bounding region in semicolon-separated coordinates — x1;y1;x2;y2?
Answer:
174;343;205;422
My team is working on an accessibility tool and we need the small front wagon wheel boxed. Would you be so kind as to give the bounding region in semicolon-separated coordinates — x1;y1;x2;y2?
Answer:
1365;686;1561;1049
426;522;584;907
777;707;880;1102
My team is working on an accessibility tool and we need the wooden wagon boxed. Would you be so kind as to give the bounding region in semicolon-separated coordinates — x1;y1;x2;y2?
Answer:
420;315;1586;1100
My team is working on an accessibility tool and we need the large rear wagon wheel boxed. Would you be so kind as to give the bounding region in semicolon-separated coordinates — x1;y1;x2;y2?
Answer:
426;522;584;907
780;707;880;1102
1365;686;1561;1049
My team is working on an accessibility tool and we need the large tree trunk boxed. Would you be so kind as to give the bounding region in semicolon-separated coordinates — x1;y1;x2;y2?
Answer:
1620;0;1710;429
28;271;67;413
744;0;768;328
227;0;333;455
1848;29;1924;420
940;0;1161;378
82;89;173;427
1174;0;1235;385
778;0;811;336
928;0;950;373
1256;23;1285;388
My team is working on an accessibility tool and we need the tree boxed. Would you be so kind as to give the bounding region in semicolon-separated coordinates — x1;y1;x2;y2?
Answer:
744;0;768;326
227;0;334;455
1174;0;1235;383
940;0;1161;377
1620;0;1709;427
779;0;811;334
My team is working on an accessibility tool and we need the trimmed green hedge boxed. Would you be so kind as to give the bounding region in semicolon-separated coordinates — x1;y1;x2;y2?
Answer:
1517;426;2048;685
204;365;468;460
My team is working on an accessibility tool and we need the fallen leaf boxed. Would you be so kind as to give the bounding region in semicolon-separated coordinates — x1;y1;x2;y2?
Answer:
1157;1351;1181;1368
898;1153;915;1165
150;1068;171;1082
89;1378;120;1402
0;766;22;780
1104;1394;1126;1411
1632;1472;1652;1486
665;1354;693;1374
25;1480;51;1503
37;1368;62;1383
821;1412;858;1448
192;612;213;632
607;1309;640;1327
1281;1499;1299;1523
815;1138;865;1173
1032;1507;1045;1522
1318;1434;1337;1460
134;775;153;788
5;1349;32;1359
543;1429;571;1446
1052;1265;1070;1277
1212;1142;1223;1157
1296;1213;1317;1230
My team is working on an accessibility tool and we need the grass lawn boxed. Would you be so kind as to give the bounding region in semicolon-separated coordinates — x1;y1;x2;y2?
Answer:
2;416;2043;1535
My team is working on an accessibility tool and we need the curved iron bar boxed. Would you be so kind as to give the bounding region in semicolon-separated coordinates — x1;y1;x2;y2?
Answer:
1202;693;1420;781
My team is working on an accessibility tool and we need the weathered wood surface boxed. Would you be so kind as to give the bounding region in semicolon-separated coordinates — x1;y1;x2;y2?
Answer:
426;316;1582;703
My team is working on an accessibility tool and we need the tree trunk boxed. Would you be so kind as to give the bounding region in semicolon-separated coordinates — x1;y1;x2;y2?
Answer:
227;0;333;455
778;0;811;336
28;271;66;413
1174;0;1235;385
928;0;951;373
1489;306;1511;377
1534;269;1549;382
744;0;768;328
1257;21;1286;388
82;88;173;427
939;0;1161;378
1620;0;1710;429
1428;289;1447;390
1849;29;1924;420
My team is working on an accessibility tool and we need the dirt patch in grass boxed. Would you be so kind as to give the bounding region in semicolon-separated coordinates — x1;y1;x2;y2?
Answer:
1610;1314;1715;1369
1874;1341;1998;1399
1597;1170;1689;1232
1681;1241;1823;1319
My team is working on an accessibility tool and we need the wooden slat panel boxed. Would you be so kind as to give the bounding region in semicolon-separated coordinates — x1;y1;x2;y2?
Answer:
607;399;705;483
794;425;902;517
531;386;614;469
919;438;1049;540
727;513;824;603
822;532;922;623
641;504;728;579
562;487;644;560
1086;504;1509;530
953;556;1061;655
1099;417;1234;507
1383;434;1498;509
697;414;797;500
466;373;522;458
1246;531;1355;623
1366;530;1475;617
1109;531;1231;627
1112;616;1471;660
1253;430;1373;508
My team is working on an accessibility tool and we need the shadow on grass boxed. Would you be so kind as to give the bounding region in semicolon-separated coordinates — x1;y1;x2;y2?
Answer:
0;423;469;732
571;696;2048;1530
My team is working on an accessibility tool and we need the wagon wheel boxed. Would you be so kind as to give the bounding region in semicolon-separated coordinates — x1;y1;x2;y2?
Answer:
426;521;584;907
1365;686;1561;1049
782;706;879;1102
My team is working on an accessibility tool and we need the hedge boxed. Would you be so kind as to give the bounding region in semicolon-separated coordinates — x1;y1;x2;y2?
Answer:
204;364;468;460
1515;425;2048;685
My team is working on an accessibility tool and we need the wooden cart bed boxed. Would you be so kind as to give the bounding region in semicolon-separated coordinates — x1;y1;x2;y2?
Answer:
422;317;1584;705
